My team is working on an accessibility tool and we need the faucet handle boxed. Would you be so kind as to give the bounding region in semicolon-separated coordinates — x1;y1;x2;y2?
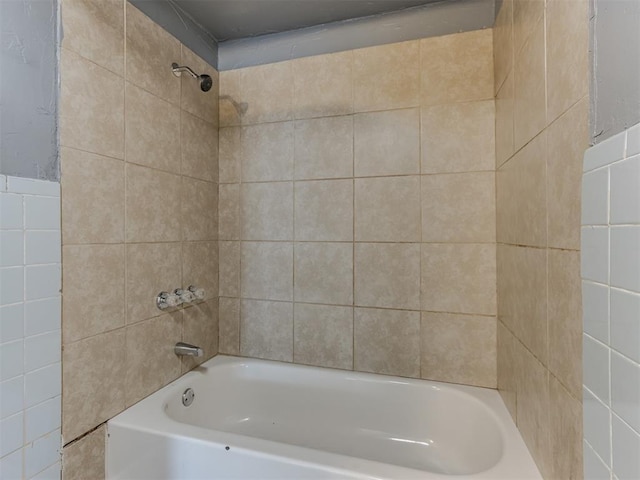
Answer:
188;285;206;301
175;288;195;303
157;291;181;310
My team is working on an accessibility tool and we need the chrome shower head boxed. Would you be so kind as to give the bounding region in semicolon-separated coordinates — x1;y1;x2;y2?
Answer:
171;63;212;92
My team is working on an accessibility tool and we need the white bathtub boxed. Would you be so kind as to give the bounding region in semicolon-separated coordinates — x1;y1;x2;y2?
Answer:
107;356;541;479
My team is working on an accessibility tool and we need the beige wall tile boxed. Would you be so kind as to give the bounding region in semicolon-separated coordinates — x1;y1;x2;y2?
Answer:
421;100;495;174
495;72;515;168
294;116;353;180
497;321;519;421
516;345;552;479
421;171;496;243
354;308;420;378
124;313;182;406
549;375;583;479
181;111;218;182
354;108;420;177
421;243;496;315
181;45;219;125
493;0;513;94
513;0;545;56
219;69;242;126
497;244;548;365
61;147;124;244
353;40;420;112
125;164;182;243
420;29;494;106
125;242;181;325
219;127;241;183
219;241;240;298
62;245;125;344
293;51;353;119
181;177;217;241
240;299;293;362
546;0;589;123
219;297;240;355
63;329;126;441
182;241;218;303
294;243;353;306
62;424;106;480
219;184;240;240
355;243;421;310
241;122;294;182
547;98;589;250
125;3;181;104
548;249;582;399
241;182;293;241
355;176;421;242
62;0;124;76
294;303;353;370
421;312;497;388
60;48;124;159
514;18;546;150
295;179;353;242
182;299;218;371
125;82;180;173
220;62;293;126
497;132;547;247
241;242;293;301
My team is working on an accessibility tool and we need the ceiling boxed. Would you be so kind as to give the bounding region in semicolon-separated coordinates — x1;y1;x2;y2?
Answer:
171;0;448;42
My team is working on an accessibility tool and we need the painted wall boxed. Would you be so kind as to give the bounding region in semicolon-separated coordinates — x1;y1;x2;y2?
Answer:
590;0;640;144
218;0;496;70
0;176;62;479
493;0;589;477
0;0;59;181
58;3;219;478
218;29;498;388
582;123;640;479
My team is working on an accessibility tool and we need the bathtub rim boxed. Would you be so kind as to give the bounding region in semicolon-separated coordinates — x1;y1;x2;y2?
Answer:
107;355;542;480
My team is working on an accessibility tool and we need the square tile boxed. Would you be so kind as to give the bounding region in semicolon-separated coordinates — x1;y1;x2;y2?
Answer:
294;303;353;370
611;156;640;224
421;312;496;387
293;50;353;119
219;241;240;298
294;179;353;242
181;111;218;183
240;299;293;362
241;242;293;301
241;122;294;182
610;288;640;363
355;243;420;310
581;227;609;284
354;109;420;177
422;243;496;315
294;243;353;306
355;176;420;242
294;116;353;180
583;334;610;404
353;40;420;112
495;72;515;168
219;297;240;355
611;226;640;292
241;182;293;241
218;184;240;240
181;177;217;242
420;29;494;105
421;171;495;243
218;127;241;183
354;308;420;377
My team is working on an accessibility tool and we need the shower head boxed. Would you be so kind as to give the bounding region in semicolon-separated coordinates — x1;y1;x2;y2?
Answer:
171;63;212;92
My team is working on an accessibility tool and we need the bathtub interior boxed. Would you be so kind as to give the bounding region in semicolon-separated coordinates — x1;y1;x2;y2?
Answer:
164;359;503;475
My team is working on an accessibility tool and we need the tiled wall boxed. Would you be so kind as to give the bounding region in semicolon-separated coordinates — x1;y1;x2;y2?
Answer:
58;1;219;477
0;176;62;479
582;123;640;480
493;0;588;478
218;29;498;387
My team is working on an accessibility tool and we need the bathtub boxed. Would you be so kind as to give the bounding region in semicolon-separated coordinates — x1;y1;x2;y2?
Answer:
106;356;541;479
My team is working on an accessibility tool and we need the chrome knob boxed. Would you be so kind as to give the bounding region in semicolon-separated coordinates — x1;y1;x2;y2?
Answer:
188;285;206;301
157;291;181;310
175;288;195;303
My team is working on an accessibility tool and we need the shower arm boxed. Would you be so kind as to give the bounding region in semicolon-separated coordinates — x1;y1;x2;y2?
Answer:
171;63;198;79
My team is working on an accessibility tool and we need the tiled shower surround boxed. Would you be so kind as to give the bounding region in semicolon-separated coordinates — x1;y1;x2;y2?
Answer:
217;29;498;387
494;0;588;478
58;1;219;477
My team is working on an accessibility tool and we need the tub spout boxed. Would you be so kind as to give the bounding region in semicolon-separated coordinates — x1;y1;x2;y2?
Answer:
175;342;203;357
